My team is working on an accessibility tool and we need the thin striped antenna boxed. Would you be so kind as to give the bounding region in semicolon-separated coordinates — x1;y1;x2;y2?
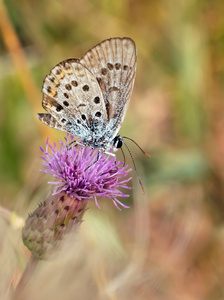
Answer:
122;136;151;158
120;146;126;166
122;140;145;195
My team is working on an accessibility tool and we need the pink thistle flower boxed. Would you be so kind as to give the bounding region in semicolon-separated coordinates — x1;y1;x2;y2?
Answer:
22;135;132;260
40;135;132;210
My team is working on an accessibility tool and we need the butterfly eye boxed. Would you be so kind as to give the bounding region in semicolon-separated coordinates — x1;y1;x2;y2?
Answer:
81;114;86;120
77;119;81;124
113;136;123;149
63;101;69;107
61;118;66;123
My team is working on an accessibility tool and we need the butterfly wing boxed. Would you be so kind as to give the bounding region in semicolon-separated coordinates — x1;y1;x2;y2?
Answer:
80;37;137;140
38;113;68;132
38;58;108;143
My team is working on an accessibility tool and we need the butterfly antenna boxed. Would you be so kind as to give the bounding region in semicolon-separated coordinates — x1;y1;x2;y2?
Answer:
120;146;126;166
123;136;151;158
122;140;145;195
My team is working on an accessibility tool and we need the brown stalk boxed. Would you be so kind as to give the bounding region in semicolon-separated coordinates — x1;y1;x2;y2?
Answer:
0;0;53;141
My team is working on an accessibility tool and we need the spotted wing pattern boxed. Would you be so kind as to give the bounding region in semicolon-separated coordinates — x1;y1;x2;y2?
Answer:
80;37;137;139
38;37;137;150
38;58;108;142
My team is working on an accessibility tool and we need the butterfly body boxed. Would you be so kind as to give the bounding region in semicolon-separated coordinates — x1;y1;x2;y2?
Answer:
38;37;137;152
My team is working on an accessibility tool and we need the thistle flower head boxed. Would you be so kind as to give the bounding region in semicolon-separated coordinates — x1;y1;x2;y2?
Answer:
40;135;132;210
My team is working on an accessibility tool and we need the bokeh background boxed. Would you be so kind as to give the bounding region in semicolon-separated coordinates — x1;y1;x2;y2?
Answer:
0;0;224;299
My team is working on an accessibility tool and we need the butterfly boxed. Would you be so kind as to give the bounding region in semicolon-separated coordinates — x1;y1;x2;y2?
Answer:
38;37;137;153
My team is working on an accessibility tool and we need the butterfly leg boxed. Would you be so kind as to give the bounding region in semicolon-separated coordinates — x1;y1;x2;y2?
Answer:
104;151;116;157
104;151;118;164
85;150;101;171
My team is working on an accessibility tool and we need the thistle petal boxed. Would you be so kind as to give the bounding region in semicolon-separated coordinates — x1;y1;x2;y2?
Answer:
40;135;132;209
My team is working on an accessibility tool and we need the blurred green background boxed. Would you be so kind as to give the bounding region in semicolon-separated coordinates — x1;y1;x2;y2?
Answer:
0;0;224;299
